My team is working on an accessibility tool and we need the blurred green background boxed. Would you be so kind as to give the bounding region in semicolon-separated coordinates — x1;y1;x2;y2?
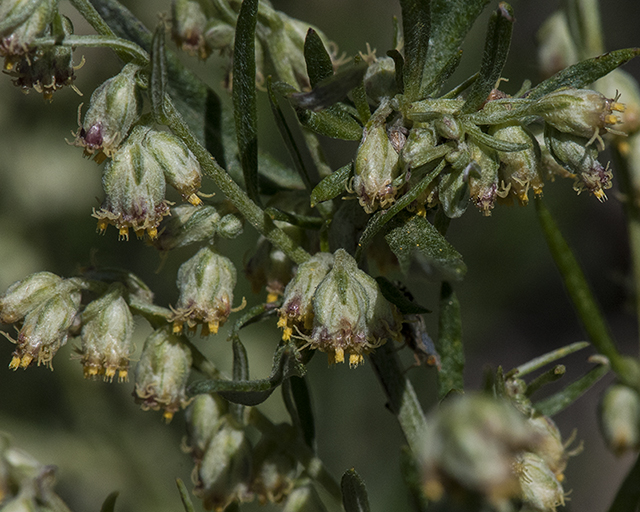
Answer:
1;0;640;511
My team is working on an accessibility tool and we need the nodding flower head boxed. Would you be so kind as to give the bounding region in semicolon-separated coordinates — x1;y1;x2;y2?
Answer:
0;0;55;66
171;0;211;59
599;383;640;456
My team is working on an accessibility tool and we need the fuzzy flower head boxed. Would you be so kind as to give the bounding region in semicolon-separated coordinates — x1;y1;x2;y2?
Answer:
514;452;566;512
77;284;134;382
93;126;170;240
306;249;400;367
170;246;237;336
599;383;640;456
0;271;63;324
133;327;192;422
0;0;55;67
171;0;211;59
70;63;142;162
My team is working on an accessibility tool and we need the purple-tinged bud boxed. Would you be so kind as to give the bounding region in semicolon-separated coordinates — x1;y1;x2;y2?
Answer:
171;0;211;60
194;417;253;511
514;452;566;512
185;393;227;462
536;11;578;80
533;88;625;147
78;284;134;382
281;480;328;512
92;126;170;240
277;252;334;342
489;122;543;206
599;383;640;456
467;141;500;216
0;0;55;67
70;63;142;162
597;69;640;137
251;424;299;504
308;249;400;367
7;281;81;370
142;128;203;205
544;124;612;201
419;394;540;507
353;101;402;213
133;327;192;422
170;246;237;336
0;271;63;324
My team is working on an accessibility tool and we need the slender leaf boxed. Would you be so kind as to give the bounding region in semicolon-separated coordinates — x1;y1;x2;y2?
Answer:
422;0;490;83
176;479;195;512
375;276;430;315
310;163;353;206
150;22;168;123
341;468;371;512
304;28;334;88
295;106;363;140
291;376;316;449
461;3;514;114
265;207;323;229
534;359;609;416
525;365;566;397
421;49;463;98
436;281;464;400
400;446;430;512
99;492;119;512
399;0;430;100
463;121;530;152
351;56;371;123
386;49;405;93
607;453;640;512
526;48;640;101
289;60;369;112
188;342;306;406
233;0;260;204
514;341;590;377
384;213;467;281
230;336;250;422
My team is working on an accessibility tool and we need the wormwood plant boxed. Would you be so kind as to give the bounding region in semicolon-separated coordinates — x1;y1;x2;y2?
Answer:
2;0;640;510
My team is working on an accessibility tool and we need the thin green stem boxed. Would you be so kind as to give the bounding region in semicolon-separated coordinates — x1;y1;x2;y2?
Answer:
32;35;149;63
68;0;117;37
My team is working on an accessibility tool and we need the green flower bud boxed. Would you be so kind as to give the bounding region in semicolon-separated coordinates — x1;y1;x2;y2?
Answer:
308;249;400;367
93;126;170;240
277;252;334;342
467;141;500;216
434;114;463;140
153;204;220;251
515;452;565;512
78;284;134;382
419;394;540;507
544;124;612;201
7;281;81;370
171;0;211;60
170;246;237;336
133;327;192;422
246;237;295;304
0;0;55;66
533;88;625;146
185;393;227;461
489;122;543;206
194;417;252;511
401;125;438;171
363;56;399;103
282;480;328;512
251;424;299;504
354;108;402;213
599;383;640;456
536;11;578;79
70;63;142;162
204;19;235;52
527;415;568;480
0;271;63;324
142;129;203;205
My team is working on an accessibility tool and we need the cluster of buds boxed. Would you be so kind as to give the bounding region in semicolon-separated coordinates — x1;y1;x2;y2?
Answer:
133;326;193;422
170;246;238;336
277;249;401;367
185;394;252;510
0;434;72;511
0;272;82;370
91;123;204;240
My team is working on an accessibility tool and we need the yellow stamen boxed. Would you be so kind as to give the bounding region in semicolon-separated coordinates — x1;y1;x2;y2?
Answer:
266;292;279;303
20;354;33;368
9;356;21;370
163;410;174;423
172;321;184;334
334;347;345;364
147;227;158;239
605;114;620;126
612;102;626;112
105;367;116;381
208;320;220;335
282;327;292;341
349;353;364;367
118;369;128;382
118;226;130;241
96;219;109;234
187;194;203;206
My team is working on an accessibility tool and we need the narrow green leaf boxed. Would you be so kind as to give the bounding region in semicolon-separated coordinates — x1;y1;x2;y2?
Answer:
514;341;590;377
384;213;467;281
150;22;168;123
176;479;195;512
351;56;371;123
310;163;353;206
421;49;463;98
526;48;640;101
99;491;119;512
375;276;430;315
188;342;306;406
535;198;640;386
204;89;226;168
423;0;490;83
295;106;363;140
265;207;323;230
304;28;334;88
289;60;369;112
461;3;514;114
341;468;371;512
525;365;566;397
290;376;316;449
399;0;430;100
386;49;405;94
463;121;530;152
233;0;260;205
355;159;448;261
267;77;314;191
436;281;464;400
533;359;609;416
399;446;430;512
230;336;249;422
607;453;640;512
